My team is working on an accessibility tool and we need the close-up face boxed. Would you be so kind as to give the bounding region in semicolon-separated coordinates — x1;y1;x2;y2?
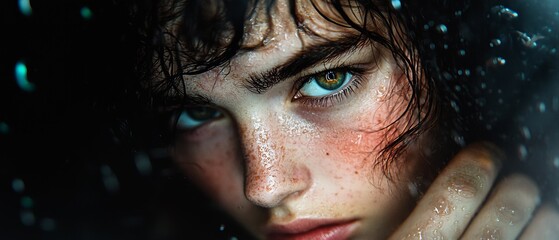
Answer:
163;0;434;239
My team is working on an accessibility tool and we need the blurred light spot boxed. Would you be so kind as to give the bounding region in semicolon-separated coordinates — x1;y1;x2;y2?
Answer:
490;38;502;47
134;152;152;176
520;126;531;140
450;100;460;112
391;0;401;10
553;97;559;111
15;61;35;92
18;0;32;16
20;210;35;226
538;102;546;112
12;178;25;193
40;218;56;231
219;224;225;231
429;43;436;50
230;237;239;240
554;157;559;169
487;57;506;67
436;24;448;34
0;122;9;134
492;5;518;19
458;49;466;56
21;196;33;208
80;6;92;20
100;164;119;193
518;145;528;160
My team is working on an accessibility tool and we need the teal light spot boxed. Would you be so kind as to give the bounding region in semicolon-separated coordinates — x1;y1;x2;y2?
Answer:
0;122;9;134
12;178;25;193
15;61;35;92
80;6;92;20
21;196;34;208
18;0;32;16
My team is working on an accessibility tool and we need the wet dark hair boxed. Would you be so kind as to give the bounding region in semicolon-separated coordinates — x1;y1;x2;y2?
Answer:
123;0;468;178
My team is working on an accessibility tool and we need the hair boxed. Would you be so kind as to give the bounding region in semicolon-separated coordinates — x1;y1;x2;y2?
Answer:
121;0;476;179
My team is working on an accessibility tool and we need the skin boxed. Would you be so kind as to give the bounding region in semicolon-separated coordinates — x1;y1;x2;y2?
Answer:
161;0;558;239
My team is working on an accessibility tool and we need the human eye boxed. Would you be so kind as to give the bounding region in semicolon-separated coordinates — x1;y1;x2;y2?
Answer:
176;106;223;130
293;67;364;108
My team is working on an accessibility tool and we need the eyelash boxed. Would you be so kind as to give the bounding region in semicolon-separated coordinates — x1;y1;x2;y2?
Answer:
293;66;366;108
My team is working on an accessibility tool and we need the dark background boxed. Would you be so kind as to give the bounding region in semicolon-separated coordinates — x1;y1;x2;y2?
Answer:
1;0;251;239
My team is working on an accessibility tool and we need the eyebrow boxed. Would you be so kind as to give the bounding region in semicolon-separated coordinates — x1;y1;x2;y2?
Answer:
244;35;366;94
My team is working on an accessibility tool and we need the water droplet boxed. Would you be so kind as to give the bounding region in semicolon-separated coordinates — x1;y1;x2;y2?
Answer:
100;164;119;193
429;43;436;50
538;102;546;112
436;24;448;34
40;218;56;231
450;100;460;112
492;5;519;19
18;0;32;16
20;210;35;226
487;57;506;67
134;152;152;176
553;157;559;168
15;61;36;92
458;49;466;56
489;38;502;47
516;31;544;48
391;0;401;10
219;224;225;231
520;126;531;140
81;6;93;20
21;196;33;208
518;145;528;160
12;178;25;193
0;122;9;134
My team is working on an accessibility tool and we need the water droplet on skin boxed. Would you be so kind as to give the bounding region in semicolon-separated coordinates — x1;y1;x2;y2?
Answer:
12;178;25;193
18;0;32;16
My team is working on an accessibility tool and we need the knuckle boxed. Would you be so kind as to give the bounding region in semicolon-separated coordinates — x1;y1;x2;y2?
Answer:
491;174;541;225
446;166;486;198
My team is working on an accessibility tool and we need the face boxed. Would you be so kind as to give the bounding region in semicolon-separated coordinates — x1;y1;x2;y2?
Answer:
165;1;430;239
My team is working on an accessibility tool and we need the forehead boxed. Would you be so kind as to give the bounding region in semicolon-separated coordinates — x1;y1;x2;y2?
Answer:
157;0;381;97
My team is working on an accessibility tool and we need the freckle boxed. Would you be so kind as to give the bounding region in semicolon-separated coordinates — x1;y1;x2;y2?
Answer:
354;171;358;174
326;152;330;156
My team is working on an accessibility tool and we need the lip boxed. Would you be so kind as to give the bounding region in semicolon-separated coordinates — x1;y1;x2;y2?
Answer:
266;219;358;240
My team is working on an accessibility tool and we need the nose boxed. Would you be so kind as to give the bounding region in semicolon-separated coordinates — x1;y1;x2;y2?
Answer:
240;116;311;208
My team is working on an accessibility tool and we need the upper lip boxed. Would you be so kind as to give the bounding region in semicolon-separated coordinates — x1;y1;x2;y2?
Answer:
266;218;356;235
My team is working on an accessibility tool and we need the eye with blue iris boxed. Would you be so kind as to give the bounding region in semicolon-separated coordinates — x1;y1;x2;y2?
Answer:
299;70;354;97
176;106;222;130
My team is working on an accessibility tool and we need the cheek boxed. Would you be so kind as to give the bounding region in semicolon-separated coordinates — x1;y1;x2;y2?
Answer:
171;121;244;207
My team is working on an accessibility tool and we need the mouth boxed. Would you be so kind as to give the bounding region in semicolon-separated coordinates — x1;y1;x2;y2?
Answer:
266;219;358;240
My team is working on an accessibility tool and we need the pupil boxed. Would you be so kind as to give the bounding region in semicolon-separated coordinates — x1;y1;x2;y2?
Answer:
317;71;344;90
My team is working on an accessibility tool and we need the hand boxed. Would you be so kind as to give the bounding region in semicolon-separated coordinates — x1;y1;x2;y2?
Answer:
389;142;559;239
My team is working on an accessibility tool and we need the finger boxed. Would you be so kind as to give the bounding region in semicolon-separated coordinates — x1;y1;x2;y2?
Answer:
389;142;503;240
460;174;540;239
519;203;559;240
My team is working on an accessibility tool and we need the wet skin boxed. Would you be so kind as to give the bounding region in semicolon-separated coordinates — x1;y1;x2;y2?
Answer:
163;0;558;239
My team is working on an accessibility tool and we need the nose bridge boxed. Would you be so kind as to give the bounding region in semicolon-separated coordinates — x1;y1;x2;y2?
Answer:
239;113;308;208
